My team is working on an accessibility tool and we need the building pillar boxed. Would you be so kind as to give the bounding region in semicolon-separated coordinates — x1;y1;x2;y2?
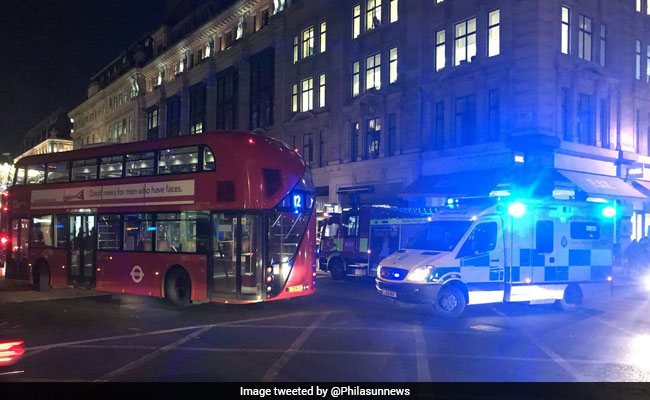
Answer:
205;63;217;132
238;59;251;130
180;85;190;136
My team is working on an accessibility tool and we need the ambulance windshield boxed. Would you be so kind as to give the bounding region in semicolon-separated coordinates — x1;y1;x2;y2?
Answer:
406;221;473;252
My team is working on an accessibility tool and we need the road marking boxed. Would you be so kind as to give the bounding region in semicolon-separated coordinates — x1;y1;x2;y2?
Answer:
22;311;326;357
593;317;638;336
261;312;331;382
413;324;431;382
491;307;507;317
94;326;213;382
524;333;589;382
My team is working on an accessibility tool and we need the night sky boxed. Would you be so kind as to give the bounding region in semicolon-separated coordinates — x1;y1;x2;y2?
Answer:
0;0;171;155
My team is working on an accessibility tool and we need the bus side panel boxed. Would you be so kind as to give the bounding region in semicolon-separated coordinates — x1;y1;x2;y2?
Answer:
272;211;316;301
95;252;208;301
29;248;68;288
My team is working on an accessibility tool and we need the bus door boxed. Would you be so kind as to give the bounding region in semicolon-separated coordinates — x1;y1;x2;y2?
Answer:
211;213;263;300
7;218;30;280
68;215;96;287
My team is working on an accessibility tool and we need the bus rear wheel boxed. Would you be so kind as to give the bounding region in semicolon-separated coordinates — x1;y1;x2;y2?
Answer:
165;268;192;307
433;285;466;319
329;258;346;281
555;284;583;312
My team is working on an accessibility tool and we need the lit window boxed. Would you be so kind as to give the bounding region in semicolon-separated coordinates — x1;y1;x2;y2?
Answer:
578;15;592;61
561;6;570;55
435;29;446;71
293;35;299;63
647;45;650;82
454;18;477;65
301;78;314;112
292;84;298;112
319;74;326;107
389;47;398;84
366;53;381;90
302;27;314;59
390;0;398;23
637;0;642;13
366;118;381;159
353;61;360;97
353;5;361;38
320;22;327;53
488;10;500;57
366;0;381;31
600;24;606;67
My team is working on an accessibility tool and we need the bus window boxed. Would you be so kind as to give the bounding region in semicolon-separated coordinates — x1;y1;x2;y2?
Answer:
47;162;69;183
536;220;554;253
123;214;153;251
203;146;216;171
15;167;25;185
32;215;54;247
10;219;19;255
456;222;497;258
72;159;98;181
158;146;199;175
55;215;67;248
241;215;263;295
20;219;29;261
100;156;124;179
97;215;121;250
125;152;155;177
26;165;46;185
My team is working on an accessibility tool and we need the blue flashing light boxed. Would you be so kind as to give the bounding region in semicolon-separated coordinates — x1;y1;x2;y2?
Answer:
147;227;157;231
447;198;455;205
602;206;616;218
508;202;526;218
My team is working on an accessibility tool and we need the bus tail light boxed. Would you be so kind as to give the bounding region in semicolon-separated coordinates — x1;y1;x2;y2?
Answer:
0;341;25;366
0;235;9;247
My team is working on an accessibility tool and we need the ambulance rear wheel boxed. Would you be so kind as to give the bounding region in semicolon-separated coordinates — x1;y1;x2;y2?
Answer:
555;284;583;312
329;258;346;281
434;285;466;319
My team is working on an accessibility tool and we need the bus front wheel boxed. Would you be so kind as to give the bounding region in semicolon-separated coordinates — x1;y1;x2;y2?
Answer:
433;285;466;319
165;268;192;307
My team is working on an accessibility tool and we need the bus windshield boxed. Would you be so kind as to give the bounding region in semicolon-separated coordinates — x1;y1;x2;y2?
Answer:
406;221;472;252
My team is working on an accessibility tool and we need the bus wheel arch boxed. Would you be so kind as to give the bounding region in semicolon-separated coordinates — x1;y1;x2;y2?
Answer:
328;256;346;281
555;283;583;312
164;266;192;307
32;259;51;292
433;280;467;319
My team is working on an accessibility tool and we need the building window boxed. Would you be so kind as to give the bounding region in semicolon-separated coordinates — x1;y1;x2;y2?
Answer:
292;84;298;112
366;0;382;31
216;67;239;130
366;118;381;159
434;101;445;150
638;0;642;13
250;48;275;129
435;29;446;71
637;40;642;80
561;88;571;141
578;15;592;61
561;6;570;55
637;110;642;153
488;10;500;57
454;18;477;66
189;83;206;135
389;47;398;84
303;134;313;165
488;89;500;142
353;4;361;38
647;45;650;82
351;122;359;161
320;22;327;53
455;94;477;146
166;96;181;137
302;27;314;59
318;131;325;167
388;113;397;156
353;61;361;97
147;107;159;140
390;0;398;23
599;24;607;67
319;74;326;107
366;53;381;90
301;78;314;112
600;99;610;149
577;93;594;146
293;35;299;63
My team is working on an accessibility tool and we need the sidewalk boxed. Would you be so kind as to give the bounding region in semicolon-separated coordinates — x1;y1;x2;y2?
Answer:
0;277;109;304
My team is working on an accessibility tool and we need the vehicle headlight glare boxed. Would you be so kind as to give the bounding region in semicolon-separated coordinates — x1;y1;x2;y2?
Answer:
406;266;434;283
643;274;650;292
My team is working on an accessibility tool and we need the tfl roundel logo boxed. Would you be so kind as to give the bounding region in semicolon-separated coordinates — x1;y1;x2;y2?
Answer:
130;265;144;283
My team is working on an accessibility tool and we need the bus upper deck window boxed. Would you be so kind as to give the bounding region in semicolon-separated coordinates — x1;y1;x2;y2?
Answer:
47;162;69;183
26;165;45;185
126;152;155;177
158;146;199;175
15;167;26;185
203;147;216;171
72;159;98;181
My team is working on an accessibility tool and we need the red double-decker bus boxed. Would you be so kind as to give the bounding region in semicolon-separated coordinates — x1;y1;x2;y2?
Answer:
2;131;316;306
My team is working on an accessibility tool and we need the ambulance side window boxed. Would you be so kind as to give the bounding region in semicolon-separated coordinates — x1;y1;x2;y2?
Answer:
456;222;497;258
536;221;554;253
570;222;600;240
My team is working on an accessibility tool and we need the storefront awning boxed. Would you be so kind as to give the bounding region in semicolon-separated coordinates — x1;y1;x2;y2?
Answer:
557;170;647;199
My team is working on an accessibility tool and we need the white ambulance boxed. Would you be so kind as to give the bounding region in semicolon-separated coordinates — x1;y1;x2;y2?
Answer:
376;199;616;318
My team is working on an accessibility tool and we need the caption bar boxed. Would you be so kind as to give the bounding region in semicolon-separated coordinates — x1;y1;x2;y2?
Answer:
241;386;411;398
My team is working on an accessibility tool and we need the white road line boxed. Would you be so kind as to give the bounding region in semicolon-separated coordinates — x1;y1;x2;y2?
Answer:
524;333;589;382
490;307;507;317
593;317;638;336
22;311;325;357
261;312;331;382
94;326;213;382
413;324;432;382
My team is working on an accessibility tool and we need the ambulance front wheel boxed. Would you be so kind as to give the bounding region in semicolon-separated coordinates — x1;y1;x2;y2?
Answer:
434;285;466;319
555;284;583;312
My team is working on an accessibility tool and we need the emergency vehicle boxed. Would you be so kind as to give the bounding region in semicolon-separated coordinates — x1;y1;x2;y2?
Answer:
376;198;617;318
318;206;433;280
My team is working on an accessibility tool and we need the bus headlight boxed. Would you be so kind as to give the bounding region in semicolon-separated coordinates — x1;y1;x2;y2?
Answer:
406;266;434;283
